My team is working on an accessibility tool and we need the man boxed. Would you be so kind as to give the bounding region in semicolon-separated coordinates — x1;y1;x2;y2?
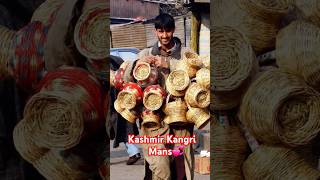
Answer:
124;13;194;180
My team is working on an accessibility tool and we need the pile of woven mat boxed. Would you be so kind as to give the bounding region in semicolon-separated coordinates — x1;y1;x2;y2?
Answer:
0;0;109;179
212;0;320;179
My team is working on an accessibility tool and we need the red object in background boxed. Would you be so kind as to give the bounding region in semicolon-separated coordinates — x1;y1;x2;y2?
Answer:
113;68;125;90
121;82;143;102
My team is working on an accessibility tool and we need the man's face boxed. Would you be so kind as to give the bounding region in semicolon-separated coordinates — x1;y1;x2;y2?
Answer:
155;28;174;46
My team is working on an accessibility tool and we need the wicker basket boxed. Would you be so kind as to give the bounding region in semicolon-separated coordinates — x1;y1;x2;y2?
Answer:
31;0;63;25
163;97;188;125
120;109;137;123
143;85;166;111
74;3;108;59
165;78;186;97
117;90;137;110
276;20;320;89
166;70;190;91
13;119;49;163
212;26;256;92
12;21;48;90
243;145;320;179
141;110;161;130
296;0;320;27
176;59;198;78
186;104;210;129
239;69;320;147
113;99;123;113
212;122;248;179
202;55;210;68
185;83;210;108
183;51;203;68
133;62;151;81
23;90;84;150
196;68;210;89
239;0;289;24
213;0;279;54
85;59;109;82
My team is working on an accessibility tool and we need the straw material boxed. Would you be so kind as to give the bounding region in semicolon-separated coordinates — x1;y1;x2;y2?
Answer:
133;62;150;81
176;59;198;78
295;0;320;27
196;68;210;89
117;90;137;110
13;21;48;90
185;83;210;108
276;20;320;89
239;69;320;147
166;70;190;91
186;106;210;129
120;109;137;123
13;119;49;163
23;90;84;149
74;3;108;59
141;110;161;130
202;55;210;68
31;0;63;25
183;51;203;68
212;122;248;179
34;150;92;180
143;85;165;111
213;0;279;54
166;78;186;97
113;99;123;113
212;26;256;92
163;98;188;125
242;145;320;180
239;0;289;24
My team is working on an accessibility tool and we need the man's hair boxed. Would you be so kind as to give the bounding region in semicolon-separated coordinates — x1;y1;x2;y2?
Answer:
154;13;175;30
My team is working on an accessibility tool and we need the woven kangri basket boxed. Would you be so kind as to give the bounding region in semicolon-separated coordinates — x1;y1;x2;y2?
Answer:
31;0;63;25
196;68;210;89
165;78;186;97
176;59;198;78
295;0;320;27
202;55;210;68
113;99;123;113
143;85;165;111
239;69;320;147
213;0;279;54
276;20;320;89
186;104;210;129
23;90;85;150
117;90;137;110
212;26;256;92
34;150;93;180
183;51;203;68
13;119;49;164
242;145;320;180
239;0;290;24
141;111;161;130
166;70;190;91
212;121;248;179
185;83;210;108
133;62;151;81
74;3;108;60
163;97;189;125
120;109;137;123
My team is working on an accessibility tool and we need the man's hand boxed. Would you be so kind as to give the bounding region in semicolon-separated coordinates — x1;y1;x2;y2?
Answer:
154;56;169;69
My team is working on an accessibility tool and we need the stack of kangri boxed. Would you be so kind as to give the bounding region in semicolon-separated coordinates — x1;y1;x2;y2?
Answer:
113;51;211;130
